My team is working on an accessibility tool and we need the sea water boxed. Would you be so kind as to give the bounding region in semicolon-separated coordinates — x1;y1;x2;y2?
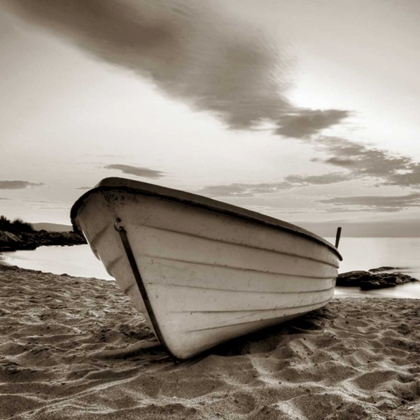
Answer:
0;244;113;280
1;238;420;298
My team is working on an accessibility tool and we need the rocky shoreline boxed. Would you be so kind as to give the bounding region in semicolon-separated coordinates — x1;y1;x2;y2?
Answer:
0;229;86;252
337;266;419;290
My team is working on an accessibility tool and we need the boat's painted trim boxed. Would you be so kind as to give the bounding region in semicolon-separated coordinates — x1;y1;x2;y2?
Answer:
70;177;342;261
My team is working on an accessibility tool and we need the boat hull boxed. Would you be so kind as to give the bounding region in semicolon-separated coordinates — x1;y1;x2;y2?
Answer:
72;179;341;359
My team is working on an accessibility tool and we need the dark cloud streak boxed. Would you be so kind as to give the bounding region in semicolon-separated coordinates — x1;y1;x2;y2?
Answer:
319;193;420;212
0;181;45;189
198;181;291;198
6;0;349;136
285;172;349;186
105;164;165;179
199;172;348;198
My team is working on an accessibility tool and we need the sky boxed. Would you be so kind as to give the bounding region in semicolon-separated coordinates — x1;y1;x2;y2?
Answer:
1;0;420;237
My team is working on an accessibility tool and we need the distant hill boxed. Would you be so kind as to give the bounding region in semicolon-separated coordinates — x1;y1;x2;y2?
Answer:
32;223;73;232
298;219;420;238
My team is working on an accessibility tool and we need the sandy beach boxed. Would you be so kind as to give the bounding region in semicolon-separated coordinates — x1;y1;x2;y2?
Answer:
1;264;419;420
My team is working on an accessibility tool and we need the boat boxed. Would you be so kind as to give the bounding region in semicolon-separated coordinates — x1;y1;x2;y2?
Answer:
71;177;342;359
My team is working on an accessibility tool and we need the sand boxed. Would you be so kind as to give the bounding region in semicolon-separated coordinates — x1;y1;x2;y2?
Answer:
1;264;419;420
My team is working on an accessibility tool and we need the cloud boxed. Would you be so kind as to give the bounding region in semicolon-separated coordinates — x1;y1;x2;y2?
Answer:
276;109;350;139
318;193;420;212
0;198;10;200
24;200;70;209
314;137;420;188
0;181;45;189
76;186;91;190
105;164;165;179
38;206;71;210
199;172;348;198
6;0;288;130
6;0;349;137
387;170;420;187
26;200;67;204
284;172;349;186
198;181;291;198
82;153;124;158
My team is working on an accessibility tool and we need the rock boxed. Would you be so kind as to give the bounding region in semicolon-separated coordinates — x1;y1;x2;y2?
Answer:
0;231;21;243
360;274;399;290
336;269;418;291
0;230;86;252
336;271;377;287
0;231;21;251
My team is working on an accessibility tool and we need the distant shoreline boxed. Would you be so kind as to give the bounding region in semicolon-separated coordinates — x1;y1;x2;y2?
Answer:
0;229;86;252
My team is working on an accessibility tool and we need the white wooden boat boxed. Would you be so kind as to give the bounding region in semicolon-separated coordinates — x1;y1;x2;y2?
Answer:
71;177;342;359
